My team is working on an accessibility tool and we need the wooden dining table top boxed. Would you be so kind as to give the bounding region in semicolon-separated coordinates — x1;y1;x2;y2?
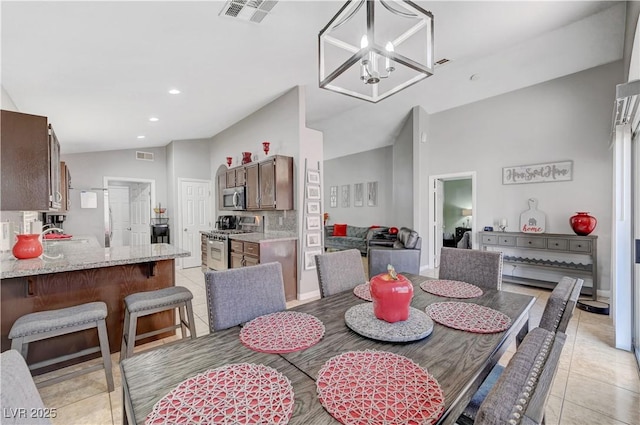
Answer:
120;273;535;425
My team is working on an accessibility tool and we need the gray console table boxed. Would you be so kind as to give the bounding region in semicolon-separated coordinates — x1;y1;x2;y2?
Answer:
479;231;597;300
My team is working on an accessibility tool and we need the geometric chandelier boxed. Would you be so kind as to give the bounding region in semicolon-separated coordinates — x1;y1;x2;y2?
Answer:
319;0;434;103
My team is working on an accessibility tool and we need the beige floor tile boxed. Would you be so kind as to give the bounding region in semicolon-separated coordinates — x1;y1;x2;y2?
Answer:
194;316;210;336
550;367;569;398
109;388;124;425
559;399;630;425
545;395;562;425
565;373;640;425
191;302;210;323
572;339;639;369
38;366;114;409
570;355;640;394
51;392;113;425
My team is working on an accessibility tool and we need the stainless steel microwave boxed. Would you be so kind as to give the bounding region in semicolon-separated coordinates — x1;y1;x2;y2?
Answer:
221;187;246;210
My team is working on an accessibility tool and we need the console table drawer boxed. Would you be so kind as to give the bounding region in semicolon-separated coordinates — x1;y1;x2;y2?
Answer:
497;235;516;246
516;237;546;249
569;240;591;253
481;235;498;245
547;238;568;251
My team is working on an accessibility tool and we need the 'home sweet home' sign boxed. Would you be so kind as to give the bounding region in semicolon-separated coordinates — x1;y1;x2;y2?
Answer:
502;160;573;185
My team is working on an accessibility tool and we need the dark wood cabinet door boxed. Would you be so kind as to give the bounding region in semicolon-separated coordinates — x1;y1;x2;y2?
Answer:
245;164;259;210
244;256;260;267
1;110;51;211
259;159;275;209
230;252;244;268
217;174;226;210
226;169;236;188
235;167;245;186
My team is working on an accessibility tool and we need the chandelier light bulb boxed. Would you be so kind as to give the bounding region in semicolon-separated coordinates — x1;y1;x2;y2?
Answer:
360;35;369;48
385;41;395;72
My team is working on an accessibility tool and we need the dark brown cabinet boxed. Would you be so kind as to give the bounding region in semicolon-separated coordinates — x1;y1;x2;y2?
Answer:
230;240;260;268
225;166;245;188
245;155;293;211
60;161;71;212
1;110;59;211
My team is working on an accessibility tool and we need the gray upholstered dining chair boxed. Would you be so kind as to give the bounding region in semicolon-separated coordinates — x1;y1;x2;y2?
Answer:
458;327;566;425
367;227;422;277
539;276;584;333
1;350;52;425
204;262;286;331
438;247;503;290
314;249;367;298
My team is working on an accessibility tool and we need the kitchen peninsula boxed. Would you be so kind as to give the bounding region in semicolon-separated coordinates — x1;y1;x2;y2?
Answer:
1;240;189;372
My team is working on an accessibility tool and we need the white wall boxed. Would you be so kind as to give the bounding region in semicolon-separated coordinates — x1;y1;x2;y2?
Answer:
420;61;622;292
392;113;414;229
1;86;18;111
61;147;168;246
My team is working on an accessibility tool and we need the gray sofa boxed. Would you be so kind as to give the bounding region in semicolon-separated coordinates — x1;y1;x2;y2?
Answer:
367;227;422;277
324;225;389;256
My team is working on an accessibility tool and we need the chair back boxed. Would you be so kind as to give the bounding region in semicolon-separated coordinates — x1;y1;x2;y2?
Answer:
475;328;566;425
315;249;366;297
204;262;286;331
439;247;503;290
1;350;52;425
539;276;584;333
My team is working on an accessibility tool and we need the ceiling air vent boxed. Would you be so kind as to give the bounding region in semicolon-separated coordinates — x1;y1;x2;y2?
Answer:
136;151;154;161
219;0;278;24
434;58;451;68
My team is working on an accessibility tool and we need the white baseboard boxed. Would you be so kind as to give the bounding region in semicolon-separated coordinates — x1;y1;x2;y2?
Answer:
298;289;321;301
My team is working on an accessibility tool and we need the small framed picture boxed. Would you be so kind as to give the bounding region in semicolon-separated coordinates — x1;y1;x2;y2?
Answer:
367;181;378;207
341;184;350;208
307;169;320;184
354;183;364;207
330;185;338;208
307;185;320;200
304;250;321;270
306;215;321;230
306;232;321;247
307;201;320;214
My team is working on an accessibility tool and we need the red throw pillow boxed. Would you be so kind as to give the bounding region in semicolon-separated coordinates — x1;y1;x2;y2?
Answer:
333;224;347;236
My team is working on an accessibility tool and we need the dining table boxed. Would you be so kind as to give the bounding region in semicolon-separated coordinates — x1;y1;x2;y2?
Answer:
120;273;535;425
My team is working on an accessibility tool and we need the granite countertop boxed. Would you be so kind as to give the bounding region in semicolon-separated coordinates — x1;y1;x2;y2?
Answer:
229;232;298;243
1;242;190;279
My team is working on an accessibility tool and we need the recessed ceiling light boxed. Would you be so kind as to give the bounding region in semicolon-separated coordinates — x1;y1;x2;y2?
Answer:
168;89;181;95
137;135;145;139
149;117;159;122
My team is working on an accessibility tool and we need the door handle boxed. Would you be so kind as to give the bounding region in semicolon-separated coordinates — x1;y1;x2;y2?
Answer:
126;227;132;231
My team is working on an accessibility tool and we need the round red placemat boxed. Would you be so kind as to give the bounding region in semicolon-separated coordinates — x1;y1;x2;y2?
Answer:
420;279;483;299
425;302;511;333
240;311;325;353
317;350;444;424
353;282;372;301
145;363;294;425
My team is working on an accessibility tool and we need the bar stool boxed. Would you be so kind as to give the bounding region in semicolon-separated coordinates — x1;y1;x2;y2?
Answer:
8;301;114;392
120;286;196;361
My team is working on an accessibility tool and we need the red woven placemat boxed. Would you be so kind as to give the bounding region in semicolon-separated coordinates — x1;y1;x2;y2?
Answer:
240;311;325;353
317;350;444;424
420;279;483;299
145;363;294;425
353;282;372;301
425;302;511;333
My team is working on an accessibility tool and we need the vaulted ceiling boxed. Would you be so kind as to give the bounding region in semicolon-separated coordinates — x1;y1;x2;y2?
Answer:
1;1;626;159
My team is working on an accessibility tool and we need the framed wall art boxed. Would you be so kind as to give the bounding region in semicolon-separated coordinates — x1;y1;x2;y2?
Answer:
306;216;321;230
307;169;320;184
307;185;321;199
307;201;320;214
354;183;364;207
306;232;321;247
502;160;573;185
367;181;378;206
304;250;321;270
329;186;338;208
341;184;350;208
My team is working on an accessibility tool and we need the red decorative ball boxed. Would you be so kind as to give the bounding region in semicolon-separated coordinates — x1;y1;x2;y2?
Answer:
569;212;597;236
389;227;399;235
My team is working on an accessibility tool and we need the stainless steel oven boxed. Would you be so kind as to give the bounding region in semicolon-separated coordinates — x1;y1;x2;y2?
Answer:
207;238;228;270
221;187;245;211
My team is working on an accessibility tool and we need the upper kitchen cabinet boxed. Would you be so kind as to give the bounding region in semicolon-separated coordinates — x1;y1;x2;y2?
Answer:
1;110;62;211
226;166;245;188
60;161;71;212
246;155;293;211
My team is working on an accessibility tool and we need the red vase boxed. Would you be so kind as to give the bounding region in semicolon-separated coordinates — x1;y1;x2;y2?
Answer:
570;212;597;236
241;152;252;165
369;272;413;323
12;234;43;259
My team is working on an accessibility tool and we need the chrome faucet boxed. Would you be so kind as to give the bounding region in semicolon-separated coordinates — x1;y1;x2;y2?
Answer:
41;227;64;237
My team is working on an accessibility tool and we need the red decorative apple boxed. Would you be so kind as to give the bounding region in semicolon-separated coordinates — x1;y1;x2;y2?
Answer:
369;265;413;323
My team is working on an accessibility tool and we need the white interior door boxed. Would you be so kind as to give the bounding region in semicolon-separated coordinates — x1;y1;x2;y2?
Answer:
130;183;151;245
109;185;130;247
434;179;444;268
180;179;211;268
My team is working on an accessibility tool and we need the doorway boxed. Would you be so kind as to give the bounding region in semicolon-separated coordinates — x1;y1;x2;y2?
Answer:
103;177;155;248
428;172;477;269
178;178;211;269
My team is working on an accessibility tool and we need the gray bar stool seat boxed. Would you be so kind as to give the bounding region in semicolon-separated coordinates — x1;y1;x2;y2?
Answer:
120;286;196;361
9;301;114;392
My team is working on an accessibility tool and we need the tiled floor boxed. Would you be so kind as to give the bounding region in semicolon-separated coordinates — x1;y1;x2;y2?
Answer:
32;266;639;425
